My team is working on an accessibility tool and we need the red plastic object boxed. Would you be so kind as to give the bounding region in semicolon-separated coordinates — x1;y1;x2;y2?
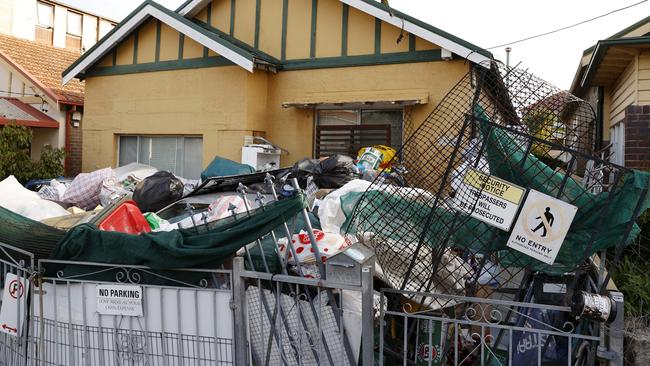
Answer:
98;200;151;234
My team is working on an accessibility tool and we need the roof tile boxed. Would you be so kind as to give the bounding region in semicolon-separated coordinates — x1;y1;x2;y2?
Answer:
0;33;84;104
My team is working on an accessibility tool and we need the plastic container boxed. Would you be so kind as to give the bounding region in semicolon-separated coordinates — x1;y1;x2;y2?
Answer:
98;200;151;234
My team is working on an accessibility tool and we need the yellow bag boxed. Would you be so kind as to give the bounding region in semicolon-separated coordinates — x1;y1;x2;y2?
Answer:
357;145;398;171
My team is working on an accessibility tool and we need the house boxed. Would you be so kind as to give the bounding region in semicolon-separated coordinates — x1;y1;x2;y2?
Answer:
570;16;650;170
0;33;85;175
0;0;116;53
62;0;493;178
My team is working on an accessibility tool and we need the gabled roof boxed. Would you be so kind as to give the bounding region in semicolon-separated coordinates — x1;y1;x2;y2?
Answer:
0;34;84;105
63;0;267;84
571;16;650;94
178;0;493;65
0;98;59;128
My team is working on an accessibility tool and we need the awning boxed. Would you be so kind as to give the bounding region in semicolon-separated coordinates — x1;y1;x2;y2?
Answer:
0;98;58;128
282;90;429;108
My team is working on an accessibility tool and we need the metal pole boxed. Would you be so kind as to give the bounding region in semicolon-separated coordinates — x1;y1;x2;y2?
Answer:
361;263;375;366
232;257;249;366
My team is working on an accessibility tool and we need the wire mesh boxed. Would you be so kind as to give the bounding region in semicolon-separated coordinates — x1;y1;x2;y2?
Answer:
347;61;648;309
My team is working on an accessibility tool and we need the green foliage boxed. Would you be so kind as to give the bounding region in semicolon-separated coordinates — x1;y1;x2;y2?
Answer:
0;124;65;183
611;210;650;318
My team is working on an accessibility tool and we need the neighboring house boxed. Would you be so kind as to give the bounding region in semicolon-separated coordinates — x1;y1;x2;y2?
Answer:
63;0;493;178
0;33;85;175
0;0;116;53
570;16;650;170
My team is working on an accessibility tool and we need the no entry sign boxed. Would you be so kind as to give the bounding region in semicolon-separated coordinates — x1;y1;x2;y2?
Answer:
507;189;578;265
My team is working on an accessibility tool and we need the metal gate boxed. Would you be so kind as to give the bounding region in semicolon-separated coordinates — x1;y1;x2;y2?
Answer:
0;242;34;366
27;259;235;365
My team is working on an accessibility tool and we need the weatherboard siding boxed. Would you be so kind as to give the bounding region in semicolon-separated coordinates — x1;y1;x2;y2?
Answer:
610;58;637;126
636;52;650;105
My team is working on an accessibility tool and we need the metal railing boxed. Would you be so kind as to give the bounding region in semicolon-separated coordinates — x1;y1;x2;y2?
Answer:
232;256;375;366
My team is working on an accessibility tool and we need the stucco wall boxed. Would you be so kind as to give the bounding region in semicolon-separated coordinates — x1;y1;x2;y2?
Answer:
81;66;264;171
81;59;470;171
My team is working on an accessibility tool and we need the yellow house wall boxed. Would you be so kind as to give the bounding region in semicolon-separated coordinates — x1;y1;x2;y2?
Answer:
265;60;470;165
82;66;263;171
82;59;469;171
233;0;256;46
346;7;374;56
199;0;436;61
258;0;283;58
609;57;637;125
636;51;650;104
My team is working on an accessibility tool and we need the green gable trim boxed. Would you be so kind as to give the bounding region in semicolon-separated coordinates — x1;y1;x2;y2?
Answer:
310;0;318;58
254;0;261;48
175;0;194;12
64;0;150;77
583;15;650;56
193;20;280;65
357;0;492;59
581;36;650;87
282;49;446;70
408;33;415;52
86;49;450;78
133;29;139;64
608;15;650;40
63;0;258;79
112;50;117;66
341;4;348;56
374;18;381;55
281;0;288;61
87;56;235;78
229;0;236;36
178;33;185;60
155;20;161;62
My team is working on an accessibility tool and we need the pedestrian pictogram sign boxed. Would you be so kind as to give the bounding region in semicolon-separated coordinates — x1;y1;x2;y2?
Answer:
454;169;526;231
0;273;29;337
507;189;578;265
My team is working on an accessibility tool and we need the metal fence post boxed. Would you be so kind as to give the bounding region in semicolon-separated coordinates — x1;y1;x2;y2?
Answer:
608;292;625;366
232;257;248;366
361;263;375;366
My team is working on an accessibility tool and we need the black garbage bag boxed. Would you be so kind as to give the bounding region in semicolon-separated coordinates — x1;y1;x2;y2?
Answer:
291;154;360;188
133;171;184;213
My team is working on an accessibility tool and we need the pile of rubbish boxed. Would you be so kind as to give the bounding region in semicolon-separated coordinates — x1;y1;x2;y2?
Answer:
0;146;403;271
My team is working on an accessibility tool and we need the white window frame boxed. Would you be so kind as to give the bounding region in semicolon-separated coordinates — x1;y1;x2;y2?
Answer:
610;122;625;166
66;10;83;37
36;1;54;29
117;135;203;178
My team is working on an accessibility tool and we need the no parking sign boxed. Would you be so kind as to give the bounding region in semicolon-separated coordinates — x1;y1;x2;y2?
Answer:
0;273;29;337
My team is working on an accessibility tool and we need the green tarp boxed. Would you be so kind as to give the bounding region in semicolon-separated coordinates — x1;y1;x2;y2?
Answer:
343;114;650;274
0;194;306;273
51;194;306;269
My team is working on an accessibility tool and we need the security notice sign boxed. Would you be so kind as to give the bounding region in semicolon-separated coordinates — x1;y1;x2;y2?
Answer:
455;169;525;231
96;285;143;317
0;273;29;337
507;189;578;265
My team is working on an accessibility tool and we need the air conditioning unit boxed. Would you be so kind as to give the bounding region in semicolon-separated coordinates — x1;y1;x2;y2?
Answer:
242;144;281;171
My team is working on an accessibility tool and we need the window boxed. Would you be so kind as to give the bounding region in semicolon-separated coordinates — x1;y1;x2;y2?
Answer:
35;2;54;45
36;2;54;28
66;11;82;36
315;109;403;158
610;123;625;166
118;136;204;178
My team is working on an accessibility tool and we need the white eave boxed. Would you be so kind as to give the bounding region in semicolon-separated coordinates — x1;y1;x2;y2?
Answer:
339;0;490;67
63;2;254;85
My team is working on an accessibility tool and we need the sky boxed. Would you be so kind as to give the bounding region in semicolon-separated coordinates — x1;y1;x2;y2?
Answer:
61;0;650;90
